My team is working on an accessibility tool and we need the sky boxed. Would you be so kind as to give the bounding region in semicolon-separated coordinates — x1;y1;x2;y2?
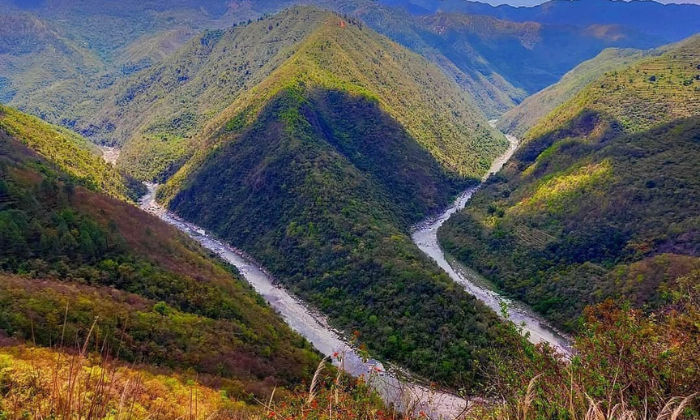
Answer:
414;0;700;7
9;0;700;10
486;0;700;6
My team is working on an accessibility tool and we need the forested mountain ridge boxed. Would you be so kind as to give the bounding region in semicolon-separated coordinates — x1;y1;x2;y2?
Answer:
524;34;700;144
343;3;665;116
0;105;139;200
382;0;700;42
76;8;357;180
81;7;506;182
411;12;659;94
497;47;657;137
0;13;105;121
149;9;529;389
439;35;700;330
0;106;320;400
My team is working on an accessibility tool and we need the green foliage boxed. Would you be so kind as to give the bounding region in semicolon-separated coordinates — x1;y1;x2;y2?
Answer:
524;35;700;143
439;37;700;330
498;47;656;137
78;7;505;181
0;115;319;397
472;272;700;420
0;105;137;200
165;83;521;390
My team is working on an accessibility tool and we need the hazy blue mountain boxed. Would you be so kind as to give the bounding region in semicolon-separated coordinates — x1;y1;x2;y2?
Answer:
381;0;700;41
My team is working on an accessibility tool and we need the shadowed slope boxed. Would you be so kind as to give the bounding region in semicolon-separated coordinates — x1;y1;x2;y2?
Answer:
439;36;700;330
164;80;518;389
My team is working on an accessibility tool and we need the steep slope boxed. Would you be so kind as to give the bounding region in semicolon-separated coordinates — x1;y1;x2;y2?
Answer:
0;14;105;122
79;8;338;180
348;4;526;117
0;107;319;398
0;0;307;129
84;7;506;181
158;11;519;388
498;47;656;137
0;105;139;200
0;0;233;60
382;0;700;42
439;36;700;330
411;13;660;95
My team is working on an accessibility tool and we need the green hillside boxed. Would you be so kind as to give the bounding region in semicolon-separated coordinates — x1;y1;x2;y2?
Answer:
157;10;519;388
0;14;106;122
439;36;700;330
77;8;338;180
0;105;140;200
80;7;505;181
497;47;656;137
0;107;320;398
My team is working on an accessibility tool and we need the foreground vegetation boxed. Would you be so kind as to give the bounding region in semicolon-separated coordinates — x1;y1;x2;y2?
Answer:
1;272;697;419
474;270;699;420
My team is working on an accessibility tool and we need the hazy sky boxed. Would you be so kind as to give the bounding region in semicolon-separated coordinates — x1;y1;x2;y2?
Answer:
481;0;700;6
10;0;700;9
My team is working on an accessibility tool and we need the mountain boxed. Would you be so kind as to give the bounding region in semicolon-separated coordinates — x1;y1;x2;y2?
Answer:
381;0;700;42
497;47;657;137
0;0;308;127
2;0;672;129
345;4;527;117
345;2;663;115
0;105;320;399
75;8;341;180
150;7;523;389
438;35;700;330
0;105;140;200
409;12;660;95
0;13;106;122
79;7;507;182
0;0;232;60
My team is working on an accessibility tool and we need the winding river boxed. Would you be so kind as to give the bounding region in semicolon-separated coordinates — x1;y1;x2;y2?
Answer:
411;134;572;355
139;185;470;419
136;129;569;419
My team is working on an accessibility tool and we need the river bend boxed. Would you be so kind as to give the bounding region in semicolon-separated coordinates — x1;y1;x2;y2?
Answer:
411;134;571;354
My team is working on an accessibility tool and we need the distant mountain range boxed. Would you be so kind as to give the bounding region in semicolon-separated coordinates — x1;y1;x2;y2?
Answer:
381;0;700;42
1;0;685;123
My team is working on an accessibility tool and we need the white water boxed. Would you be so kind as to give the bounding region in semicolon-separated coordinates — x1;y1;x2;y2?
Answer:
99;145;120;165
139;184;471;419
411;134;572;355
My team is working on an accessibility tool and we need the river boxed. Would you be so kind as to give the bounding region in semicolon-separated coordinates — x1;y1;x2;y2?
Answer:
136;130;569;419
139;184;471;419
411;134;572;355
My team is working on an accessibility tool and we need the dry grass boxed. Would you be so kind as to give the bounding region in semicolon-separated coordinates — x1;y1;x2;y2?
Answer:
0;344;254;420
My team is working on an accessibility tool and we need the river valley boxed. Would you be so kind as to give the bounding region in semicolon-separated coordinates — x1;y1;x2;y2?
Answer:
411;134;571;355
136;131;569;418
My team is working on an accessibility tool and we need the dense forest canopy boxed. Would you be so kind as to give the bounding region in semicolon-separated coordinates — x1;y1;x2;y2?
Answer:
0;0;699;418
